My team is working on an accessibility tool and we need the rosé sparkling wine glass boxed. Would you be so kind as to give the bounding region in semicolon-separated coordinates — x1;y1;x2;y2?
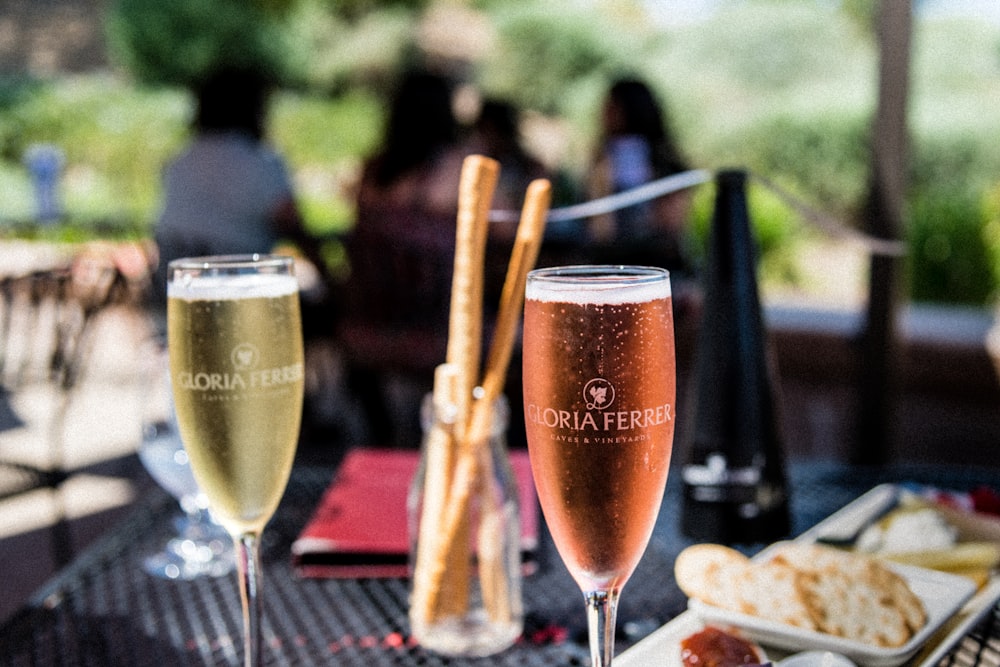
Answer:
522;266;676;666
167;254;304;667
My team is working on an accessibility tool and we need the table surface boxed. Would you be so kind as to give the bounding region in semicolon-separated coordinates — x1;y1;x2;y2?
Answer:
3;457;1000;666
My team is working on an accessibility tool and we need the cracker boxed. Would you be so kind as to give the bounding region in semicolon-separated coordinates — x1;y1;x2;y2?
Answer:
770;542;926;645
871;560;928;632
797;569;911;647
674;542;927;647
675;544;816;630
675;544;746;599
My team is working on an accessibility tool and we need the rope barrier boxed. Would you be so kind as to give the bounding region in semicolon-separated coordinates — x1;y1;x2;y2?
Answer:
749;173;906;258
489;168;906;257
488;169;713;224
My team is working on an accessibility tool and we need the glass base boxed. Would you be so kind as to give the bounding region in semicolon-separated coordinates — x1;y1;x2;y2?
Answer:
412;611;521;657
143;515;235;580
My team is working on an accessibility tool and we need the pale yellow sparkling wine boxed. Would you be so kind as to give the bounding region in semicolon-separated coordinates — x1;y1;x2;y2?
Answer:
168;273;304;536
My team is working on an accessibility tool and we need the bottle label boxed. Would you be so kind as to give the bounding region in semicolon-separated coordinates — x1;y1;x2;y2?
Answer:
681;452;787;509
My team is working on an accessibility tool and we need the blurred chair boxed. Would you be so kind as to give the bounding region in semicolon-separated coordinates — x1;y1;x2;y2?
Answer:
0;248;149;565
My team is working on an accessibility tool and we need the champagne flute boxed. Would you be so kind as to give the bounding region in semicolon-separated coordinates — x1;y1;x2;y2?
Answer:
167;255;304;667
138;337;234;580
522;266;675;666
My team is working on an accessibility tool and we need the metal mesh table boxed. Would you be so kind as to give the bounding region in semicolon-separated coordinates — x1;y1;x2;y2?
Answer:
943;604;1000;667
2;459;1000;666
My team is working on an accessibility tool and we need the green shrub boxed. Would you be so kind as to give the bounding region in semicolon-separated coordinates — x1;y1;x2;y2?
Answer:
271;90;381;166
736;114;871;217
905;132;1000;305
105;0;301;87
286;2;416;94
0;163;33;223
270;89;382;236
478;7;637;116
977;183;1000;303
907;187;992;305
0;75;187;230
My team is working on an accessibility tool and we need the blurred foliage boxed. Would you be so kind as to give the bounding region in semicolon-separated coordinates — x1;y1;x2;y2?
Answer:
908;133;1000;305
105;0;302;88
728;113;872;216
983;184;1000;301
270;89;384;235
0;75;187;233
285;2;416;94
908;187;993;305
478;6;637;115
319;0;430;23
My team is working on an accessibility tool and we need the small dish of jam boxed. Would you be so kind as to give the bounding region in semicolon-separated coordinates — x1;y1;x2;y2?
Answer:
680;625;767;667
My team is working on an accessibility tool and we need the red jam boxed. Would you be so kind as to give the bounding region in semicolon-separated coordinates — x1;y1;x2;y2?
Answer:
680;626;763;667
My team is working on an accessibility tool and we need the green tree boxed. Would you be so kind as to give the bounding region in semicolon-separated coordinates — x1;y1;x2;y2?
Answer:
105;0;302;87
478;7;637;115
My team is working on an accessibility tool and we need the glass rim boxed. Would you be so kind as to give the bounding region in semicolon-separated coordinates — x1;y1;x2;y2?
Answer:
167;253;294;272
527;265;670;285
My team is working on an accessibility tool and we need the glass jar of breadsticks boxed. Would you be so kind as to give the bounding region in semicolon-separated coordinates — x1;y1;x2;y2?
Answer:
406;154;550;656
407;368;522;656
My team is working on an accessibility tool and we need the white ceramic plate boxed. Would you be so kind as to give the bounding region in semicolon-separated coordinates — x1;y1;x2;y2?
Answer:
687;561;976;667
911;577;1000;667
615;612;706;667
619;485;988;667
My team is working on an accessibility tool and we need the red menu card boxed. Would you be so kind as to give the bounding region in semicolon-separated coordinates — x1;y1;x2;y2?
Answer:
292;448;539;578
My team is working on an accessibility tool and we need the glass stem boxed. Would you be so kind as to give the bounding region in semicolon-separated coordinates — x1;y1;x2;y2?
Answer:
235;531;263;667
584;588;620;666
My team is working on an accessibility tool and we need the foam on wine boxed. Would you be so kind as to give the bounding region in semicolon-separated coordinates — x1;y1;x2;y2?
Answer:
168;272;298;301
525;272;671;305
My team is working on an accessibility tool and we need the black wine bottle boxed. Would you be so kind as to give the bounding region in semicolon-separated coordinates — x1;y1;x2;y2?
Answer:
680;169;791;545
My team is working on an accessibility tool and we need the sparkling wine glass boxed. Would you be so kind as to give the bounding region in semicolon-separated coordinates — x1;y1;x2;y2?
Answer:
137;340;234;579
522;266;676;666
167;255;304;667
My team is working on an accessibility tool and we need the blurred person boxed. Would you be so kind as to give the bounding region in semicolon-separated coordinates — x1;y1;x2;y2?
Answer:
586;77;703;365
341;69;468;445
465;98;548;217
354;70;465;224
464;95;585;304
152;66;326;307
586;76;693;272
150;67;339;444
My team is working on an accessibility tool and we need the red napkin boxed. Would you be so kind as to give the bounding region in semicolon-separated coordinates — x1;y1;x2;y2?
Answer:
292;447;539;578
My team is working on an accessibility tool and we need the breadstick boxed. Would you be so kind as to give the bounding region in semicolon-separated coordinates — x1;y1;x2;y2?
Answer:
472;178;550;621
430;178;552;621
478;178;551;406
418;155;498;621
410;364;459;623
446;155;499;437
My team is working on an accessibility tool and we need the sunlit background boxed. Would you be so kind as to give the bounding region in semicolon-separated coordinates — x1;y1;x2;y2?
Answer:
0;0;998;308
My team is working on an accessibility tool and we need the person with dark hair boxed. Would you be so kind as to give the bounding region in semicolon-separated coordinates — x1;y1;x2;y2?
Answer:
466;98;548;215
586;77;703;363
587;77;692;270
338;70;469;444
355;70;465;219
193;67;269;140
153;66;324;303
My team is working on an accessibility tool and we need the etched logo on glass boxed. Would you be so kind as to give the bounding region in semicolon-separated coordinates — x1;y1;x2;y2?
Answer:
584;378;615;410
231;343;260;371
